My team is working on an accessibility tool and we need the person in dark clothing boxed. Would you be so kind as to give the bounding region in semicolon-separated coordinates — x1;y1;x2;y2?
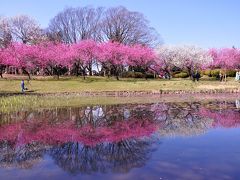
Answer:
195;71;201;81
21;80;26;93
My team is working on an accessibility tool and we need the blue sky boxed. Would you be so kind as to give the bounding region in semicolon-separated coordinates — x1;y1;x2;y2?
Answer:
0;0;239;48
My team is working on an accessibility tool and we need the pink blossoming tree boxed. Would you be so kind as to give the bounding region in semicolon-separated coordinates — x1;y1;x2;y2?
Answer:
128;44;157;78
98;41;129;80
208;48;240;81
70;40;99;78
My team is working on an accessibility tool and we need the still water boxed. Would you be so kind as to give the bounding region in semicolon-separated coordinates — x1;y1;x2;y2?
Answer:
0;99;240;179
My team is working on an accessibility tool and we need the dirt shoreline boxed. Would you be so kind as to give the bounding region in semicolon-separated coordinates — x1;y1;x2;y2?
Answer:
0;88;240;97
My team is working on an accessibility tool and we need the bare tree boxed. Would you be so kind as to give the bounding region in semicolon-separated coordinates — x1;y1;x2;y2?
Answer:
45;31;63;43
0;16;12;48
48;7;103;43
101;6;160;46
0;17;11;78
9;15;44;44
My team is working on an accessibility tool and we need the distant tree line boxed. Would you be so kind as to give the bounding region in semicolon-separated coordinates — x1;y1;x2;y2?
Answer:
0;6;239;80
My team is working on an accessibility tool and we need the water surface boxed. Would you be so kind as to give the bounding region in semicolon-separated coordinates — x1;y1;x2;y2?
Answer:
0;99;240;179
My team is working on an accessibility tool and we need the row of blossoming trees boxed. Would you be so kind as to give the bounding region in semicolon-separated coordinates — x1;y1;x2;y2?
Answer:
156;45;240;79
0;40;156;80
0;40;240;80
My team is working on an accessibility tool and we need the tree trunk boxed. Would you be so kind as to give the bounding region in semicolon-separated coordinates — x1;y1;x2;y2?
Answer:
145;73;148;80
143;67;148;80
57;75;60;79
0;67;3;78
165;68;171;80
88;65;92;76
187;67;194;81
82;68;86;80
27;72;31;80
57;67;60;80
115;66;120;80
83;71;86;79
68;67;71;75
45;67;53;76
22;68;31;80
76;67;80;76
0;65;6;78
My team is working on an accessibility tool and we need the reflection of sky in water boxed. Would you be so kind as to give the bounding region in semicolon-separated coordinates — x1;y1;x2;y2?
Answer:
0;99;239;179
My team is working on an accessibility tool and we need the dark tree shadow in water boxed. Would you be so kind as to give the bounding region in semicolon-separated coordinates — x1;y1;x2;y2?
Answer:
0;141;46;169
49;137;158;174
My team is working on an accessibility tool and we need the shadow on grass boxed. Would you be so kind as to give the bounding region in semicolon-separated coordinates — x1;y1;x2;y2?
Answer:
0;90;40;97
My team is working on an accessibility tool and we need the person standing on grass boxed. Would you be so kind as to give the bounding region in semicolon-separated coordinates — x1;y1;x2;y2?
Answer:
236;71;239;81
195;71;200;81
219;71;223;82
21;80;25;93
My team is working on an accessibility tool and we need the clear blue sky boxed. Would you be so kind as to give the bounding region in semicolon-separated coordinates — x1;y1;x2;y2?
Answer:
0;0;239;48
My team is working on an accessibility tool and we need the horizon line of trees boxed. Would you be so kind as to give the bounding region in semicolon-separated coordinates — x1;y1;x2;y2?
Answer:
0;40;156;80
1;40;240;80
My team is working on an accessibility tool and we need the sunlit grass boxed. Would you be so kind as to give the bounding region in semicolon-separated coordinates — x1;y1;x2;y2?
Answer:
0;93;239;113
0;95;159;113
0;76;239;113
0;76;239;94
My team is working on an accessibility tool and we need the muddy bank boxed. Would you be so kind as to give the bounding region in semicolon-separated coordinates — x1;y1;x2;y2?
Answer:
1;88;240;97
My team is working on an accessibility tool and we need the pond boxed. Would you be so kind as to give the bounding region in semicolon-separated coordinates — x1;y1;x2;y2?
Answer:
0;97;240;179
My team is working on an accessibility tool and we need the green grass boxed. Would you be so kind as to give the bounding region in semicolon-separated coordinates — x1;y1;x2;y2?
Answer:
0;75;239;113
0;76;239;94
0;93;238;113
0;95;167;113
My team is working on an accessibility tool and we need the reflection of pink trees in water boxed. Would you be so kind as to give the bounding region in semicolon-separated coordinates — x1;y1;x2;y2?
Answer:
1;102;239;147
0;117;157;147
151;102;214;136
151;101;240;131
200;108;240;128
0;105;159;172
0;102;239;173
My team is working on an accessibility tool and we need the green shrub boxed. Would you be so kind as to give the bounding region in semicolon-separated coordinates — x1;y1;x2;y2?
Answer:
122;71;145;78
202;69;212;76
205;69;236;77
210;69;221;77
226;70;236;77
173;72;189;78
145;73;155;79
134;72;144;78
122;71;135;78
172;71;181;75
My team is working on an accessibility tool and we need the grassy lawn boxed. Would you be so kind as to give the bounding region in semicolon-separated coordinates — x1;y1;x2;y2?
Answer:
0;75;239;94
0;75;239;113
